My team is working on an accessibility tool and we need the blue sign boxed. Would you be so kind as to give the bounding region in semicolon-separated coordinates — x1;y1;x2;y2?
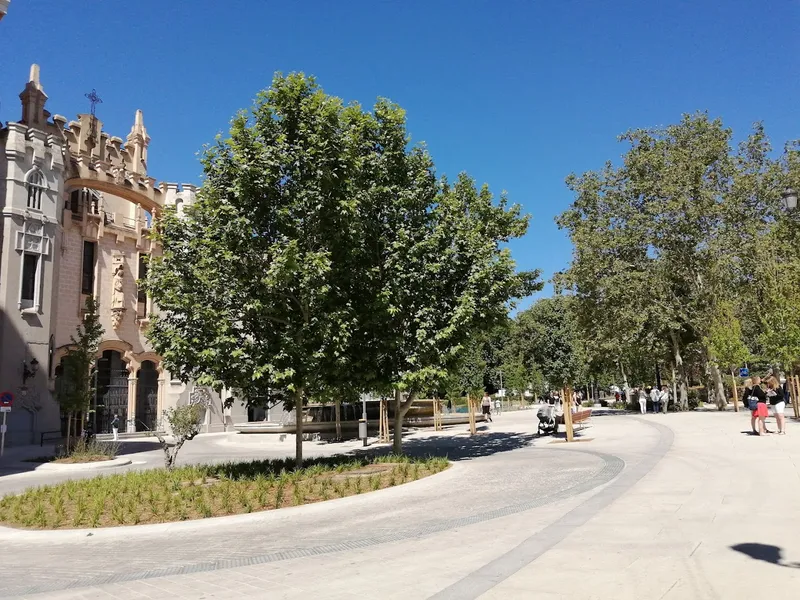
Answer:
0;391;13;406
739;368;749;377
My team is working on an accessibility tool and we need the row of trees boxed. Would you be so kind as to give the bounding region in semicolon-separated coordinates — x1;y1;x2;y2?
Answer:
549;113;800;409
144;73;539;464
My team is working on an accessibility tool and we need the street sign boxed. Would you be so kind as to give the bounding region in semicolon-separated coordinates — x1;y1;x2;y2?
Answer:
739;368;749;377
0;407;10;413
0;391;13;407
497;389;506;398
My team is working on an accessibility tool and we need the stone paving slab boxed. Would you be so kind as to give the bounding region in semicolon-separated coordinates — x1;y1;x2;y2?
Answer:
0;414;625;598
6;410;792;599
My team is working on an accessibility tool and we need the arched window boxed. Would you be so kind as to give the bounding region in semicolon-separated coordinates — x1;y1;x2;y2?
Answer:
26;168;46;210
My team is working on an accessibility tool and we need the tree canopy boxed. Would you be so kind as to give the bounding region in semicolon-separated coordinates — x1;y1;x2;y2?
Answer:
146;73;537;460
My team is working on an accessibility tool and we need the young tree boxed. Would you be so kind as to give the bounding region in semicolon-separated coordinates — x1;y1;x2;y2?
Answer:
58;296;104;448
154;404;204;470
359;168;539;452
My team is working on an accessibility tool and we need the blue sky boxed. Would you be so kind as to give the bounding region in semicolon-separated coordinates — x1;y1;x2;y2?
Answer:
2;1;798;308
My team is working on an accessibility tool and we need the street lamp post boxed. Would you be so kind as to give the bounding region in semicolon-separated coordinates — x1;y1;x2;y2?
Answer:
780;188;799;418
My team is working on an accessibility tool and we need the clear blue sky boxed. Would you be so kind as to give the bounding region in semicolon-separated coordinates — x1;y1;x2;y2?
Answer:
2;1;798;308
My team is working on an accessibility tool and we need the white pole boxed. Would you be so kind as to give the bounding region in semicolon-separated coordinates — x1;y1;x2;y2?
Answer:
1;411;7;458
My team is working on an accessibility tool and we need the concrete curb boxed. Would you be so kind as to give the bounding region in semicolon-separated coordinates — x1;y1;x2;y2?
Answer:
34;456;132;472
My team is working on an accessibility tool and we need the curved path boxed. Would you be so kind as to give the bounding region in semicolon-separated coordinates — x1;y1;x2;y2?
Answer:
3;410;795;599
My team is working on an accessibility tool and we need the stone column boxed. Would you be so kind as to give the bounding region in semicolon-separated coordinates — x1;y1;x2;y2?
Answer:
127;373;138;433
156;367;165;431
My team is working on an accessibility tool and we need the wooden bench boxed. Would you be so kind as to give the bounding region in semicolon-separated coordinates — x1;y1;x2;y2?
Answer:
40;430;62;446
557;408;592;431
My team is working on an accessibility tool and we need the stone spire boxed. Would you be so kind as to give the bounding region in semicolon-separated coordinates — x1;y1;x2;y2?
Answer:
19;63;49;127
126;109;150;175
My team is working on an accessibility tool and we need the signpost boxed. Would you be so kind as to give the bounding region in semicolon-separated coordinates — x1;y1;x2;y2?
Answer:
739;367;749;378
0;391;13;458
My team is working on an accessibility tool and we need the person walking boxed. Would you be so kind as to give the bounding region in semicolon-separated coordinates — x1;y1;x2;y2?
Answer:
111;413;120;441
638;387;647;414
766;376;787;435
658;385;669;413
481;392;493;423
749;376;769;435
650;385;660;414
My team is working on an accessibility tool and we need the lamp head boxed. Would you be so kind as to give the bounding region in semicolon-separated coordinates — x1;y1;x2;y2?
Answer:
782;188;797;211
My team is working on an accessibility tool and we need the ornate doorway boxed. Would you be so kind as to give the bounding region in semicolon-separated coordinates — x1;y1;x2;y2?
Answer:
95;350;128;434
136;361;159;432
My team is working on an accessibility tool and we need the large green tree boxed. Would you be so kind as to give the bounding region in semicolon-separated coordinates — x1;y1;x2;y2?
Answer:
508;295;585;392
558;114;789;410
358;167;539;453
146;74;369;467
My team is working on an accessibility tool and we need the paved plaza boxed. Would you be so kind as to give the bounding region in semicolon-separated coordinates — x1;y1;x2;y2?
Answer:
0;409;798;599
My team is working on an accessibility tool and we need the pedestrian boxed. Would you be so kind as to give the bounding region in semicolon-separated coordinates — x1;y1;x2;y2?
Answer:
658;385;669;413
749;376;769;435
446;398;452;414
650;385;660;414
638;387;647;414
766;376;786;435
481;392;493;423
111;413;120;441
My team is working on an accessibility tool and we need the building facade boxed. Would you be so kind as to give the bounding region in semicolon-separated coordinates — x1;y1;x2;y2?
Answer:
0;65;246;446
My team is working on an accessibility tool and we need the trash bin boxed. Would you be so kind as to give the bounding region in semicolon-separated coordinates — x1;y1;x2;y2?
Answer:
358;419;368;445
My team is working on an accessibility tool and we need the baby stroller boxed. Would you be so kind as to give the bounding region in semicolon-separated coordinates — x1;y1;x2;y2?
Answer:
537;400;558;436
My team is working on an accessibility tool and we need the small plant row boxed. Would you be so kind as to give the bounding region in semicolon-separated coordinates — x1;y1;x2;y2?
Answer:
0;455;448;530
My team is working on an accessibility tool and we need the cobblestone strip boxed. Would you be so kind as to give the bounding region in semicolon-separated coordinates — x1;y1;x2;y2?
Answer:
4;452;624;597
428;418;675;600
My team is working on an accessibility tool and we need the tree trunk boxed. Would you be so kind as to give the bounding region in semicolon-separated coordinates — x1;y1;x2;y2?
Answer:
730;369;739;412
392;389;415;454
294;390;304;468
708;362;727;411
669;332;689;410
671;367;678;413
619;363;631;404
65;411;72;452
334;398;342;440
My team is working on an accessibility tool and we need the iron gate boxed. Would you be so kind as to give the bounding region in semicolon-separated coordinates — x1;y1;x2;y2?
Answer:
136;382;159;431
96;369;129;434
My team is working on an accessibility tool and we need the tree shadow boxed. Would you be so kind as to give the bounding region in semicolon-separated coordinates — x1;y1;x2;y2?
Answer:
353;428;538;461
731;543;800;568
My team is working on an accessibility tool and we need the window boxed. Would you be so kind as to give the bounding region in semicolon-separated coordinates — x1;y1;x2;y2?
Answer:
21;254;39;304
137;253;148;318
81;241;96;294
16;220;49;311
26;169;46;210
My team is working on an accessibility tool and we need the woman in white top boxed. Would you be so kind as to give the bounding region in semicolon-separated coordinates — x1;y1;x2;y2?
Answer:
637;388;647;414
658;386;669;413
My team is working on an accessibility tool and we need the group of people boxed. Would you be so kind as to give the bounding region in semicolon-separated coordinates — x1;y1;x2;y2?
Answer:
744;375;788;435
636;386;669;414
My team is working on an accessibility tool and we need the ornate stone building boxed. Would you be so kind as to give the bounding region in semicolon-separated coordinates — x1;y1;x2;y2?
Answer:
0;65;246;446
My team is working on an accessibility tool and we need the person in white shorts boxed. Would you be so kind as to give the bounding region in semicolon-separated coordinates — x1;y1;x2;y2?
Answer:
766;377;786;435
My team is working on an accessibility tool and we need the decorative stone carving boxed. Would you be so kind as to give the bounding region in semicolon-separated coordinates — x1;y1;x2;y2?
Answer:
110;253;126;330
189;386;212;407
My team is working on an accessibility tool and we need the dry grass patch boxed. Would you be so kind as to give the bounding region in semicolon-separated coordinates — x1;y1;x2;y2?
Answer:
0;455;449;530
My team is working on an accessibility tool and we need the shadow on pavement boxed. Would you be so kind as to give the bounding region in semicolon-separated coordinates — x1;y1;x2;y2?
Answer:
355;427;538;461
731;543;800;568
